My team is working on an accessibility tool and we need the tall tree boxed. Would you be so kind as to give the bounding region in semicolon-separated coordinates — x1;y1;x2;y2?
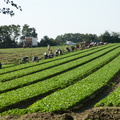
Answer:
39;36;58;46
99;31;112;43
21;24;38;40
111;32;120;43
0;25;21;48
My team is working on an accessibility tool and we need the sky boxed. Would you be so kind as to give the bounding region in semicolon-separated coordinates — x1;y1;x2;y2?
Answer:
0;0;120;41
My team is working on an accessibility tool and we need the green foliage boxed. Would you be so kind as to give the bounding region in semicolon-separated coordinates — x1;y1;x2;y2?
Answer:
55;33;98;45
0;25;21;48
21;24;38;40
39;36;58;46
28;55;120;112
0;44;119;113
0;24;38;48
99;31;120;43
95;87;120;107
0;44;120;115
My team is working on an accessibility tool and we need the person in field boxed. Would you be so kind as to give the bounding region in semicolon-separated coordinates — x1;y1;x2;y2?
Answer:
71;45;75;51
0;63;2;69
76;44;79;49
43;52;49;59
58;48;63;55
66;47;70;52
54;50;59;56
48;50;54;58
22;56;29;63
47;43;50;51
32;56;39;62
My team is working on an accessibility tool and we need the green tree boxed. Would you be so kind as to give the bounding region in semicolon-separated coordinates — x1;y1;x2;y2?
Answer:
98;31;120;43
39;36;58;46
99;31;112;43
55;33;98;45
0;25;21;48
111;32;120;43
21;24;38;40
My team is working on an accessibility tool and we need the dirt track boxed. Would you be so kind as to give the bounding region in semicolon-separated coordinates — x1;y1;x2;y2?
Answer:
0;107;120;120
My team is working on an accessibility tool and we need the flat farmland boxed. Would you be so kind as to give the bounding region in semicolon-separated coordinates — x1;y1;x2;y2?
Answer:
0;43;120;120
0;46;66;64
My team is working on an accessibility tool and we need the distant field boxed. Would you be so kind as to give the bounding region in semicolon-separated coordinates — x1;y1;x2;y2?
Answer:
0;45;68;64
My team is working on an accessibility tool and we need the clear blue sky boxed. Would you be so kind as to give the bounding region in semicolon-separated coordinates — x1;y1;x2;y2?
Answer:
0;0;120;41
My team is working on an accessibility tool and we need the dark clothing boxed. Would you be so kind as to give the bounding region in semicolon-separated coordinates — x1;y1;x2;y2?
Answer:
49;53;54;58
32;56;38;62
55;50;59;56
66;47;70;52
22;57;29;62
44;53;49;59
58;48;62;55
76;44;79;48
71;46;75;51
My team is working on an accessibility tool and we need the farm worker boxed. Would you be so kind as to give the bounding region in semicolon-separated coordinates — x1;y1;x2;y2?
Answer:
32;56;39;62
71;46;75;51
44;52;49;59
22;56;29;63
66;47;70;52
0;63;2;69
58;48;63;55
49;50;54;58
76;44;79;49
47;43;50;51
54;50;59;56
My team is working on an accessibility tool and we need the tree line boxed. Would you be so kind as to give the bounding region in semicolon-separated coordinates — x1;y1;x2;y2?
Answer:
0;24;120;48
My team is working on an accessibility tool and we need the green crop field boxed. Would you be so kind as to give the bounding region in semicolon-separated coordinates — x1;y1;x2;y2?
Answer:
0;43;120;116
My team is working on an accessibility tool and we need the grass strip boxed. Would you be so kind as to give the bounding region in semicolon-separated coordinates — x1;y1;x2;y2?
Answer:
95;87;120;107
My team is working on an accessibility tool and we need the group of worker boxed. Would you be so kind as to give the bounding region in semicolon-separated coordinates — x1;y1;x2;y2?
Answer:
0;42;107;69
43;48;63;59
21;48;63;63
21;56;40;63
0;44;79;67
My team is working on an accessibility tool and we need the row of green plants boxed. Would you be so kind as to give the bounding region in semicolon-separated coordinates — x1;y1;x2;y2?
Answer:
27;55;120;113
0;45;104;75
0;44;118;82
95;87;120;107
0;46;119;92
0;47;119;112
2;64;15;69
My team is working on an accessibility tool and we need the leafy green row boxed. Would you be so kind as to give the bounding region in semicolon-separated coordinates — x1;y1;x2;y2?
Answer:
0;44;116;82
0;46;119;92
0;45;99;75
0;44;112;75
95;87;120;107
2;64;15;69
0;47;119;111
27;55;120;113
